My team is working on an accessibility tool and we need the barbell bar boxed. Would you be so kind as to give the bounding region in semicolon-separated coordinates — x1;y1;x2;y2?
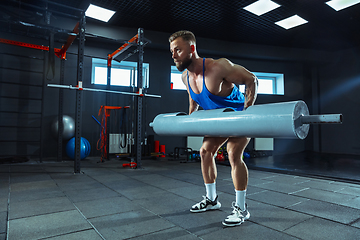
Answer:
47;83;161;98
149;101;342;139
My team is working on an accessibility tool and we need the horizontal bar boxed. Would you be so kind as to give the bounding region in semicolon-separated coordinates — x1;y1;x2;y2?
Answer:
47;84;161;98
0;52;44;60
115;48;139;63
0;126;41;129
142;93;161;98
115;41;149;63
0;66;43;74
55;22;79;59
1;81;43;87
47;84;76;89
84;33;129;44
0;19;74;34
0;155;38;159
108;34;138;60
0;96;42;101
83;87;161;98
0;38;61;53
301;114;343;124
0;110;41;114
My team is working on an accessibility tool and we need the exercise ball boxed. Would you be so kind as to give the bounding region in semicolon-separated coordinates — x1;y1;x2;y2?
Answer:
51;115;75;140
66;137;91;160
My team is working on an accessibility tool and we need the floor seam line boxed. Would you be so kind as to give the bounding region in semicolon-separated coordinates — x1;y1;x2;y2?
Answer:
48;171;107;240
72;204;107;240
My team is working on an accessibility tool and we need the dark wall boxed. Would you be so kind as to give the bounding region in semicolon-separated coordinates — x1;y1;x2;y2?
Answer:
317;48;360;155
0;38;45;157
1;19;357;159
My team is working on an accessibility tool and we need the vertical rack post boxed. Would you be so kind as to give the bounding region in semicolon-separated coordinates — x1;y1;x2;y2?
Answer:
135;28;144;168
74;12;85;173
40;51;47;163
106;59;111;161
57;59;65;161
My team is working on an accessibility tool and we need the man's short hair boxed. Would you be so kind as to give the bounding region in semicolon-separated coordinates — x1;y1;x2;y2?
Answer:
169;30;196;44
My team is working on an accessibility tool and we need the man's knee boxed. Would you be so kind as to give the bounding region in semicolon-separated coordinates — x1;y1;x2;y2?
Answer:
227;149;245;167
227;149;241;161
200;143;219;159
200;146;214;159
200;137;227;160
227;137;250;160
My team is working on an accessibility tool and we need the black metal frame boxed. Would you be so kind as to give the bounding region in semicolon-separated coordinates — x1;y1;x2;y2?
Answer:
74;12;85;173
57;58;65;162
0;1;85;171
1;1;149;172
135;28;145;168
104;28;147;168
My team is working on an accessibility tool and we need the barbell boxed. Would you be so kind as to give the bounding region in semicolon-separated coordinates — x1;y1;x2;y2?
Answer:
149;101;342;139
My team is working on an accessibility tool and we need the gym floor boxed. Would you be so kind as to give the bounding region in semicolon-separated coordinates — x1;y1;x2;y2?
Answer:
2;155;360;240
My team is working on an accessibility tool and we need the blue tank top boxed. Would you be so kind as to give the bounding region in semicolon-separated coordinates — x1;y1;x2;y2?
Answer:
187;58;245;111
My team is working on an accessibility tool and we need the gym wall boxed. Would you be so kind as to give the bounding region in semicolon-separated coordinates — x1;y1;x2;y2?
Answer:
1;18;357;160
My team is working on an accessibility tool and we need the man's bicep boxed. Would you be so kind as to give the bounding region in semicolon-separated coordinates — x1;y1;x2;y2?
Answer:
229;64;256;85
216;59;254;85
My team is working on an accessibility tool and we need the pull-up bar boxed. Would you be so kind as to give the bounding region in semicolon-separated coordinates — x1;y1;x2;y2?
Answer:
0;21;79;60
108;34;139;66
47;83;161;98
55;22;80;59
0;38;62;53
107;34;151;66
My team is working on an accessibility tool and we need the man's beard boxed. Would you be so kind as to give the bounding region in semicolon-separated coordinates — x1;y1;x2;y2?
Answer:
175;57;192;72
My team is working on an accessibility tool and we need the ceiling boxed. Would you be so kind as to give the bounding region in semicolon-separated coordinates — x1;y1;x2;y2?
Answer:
2;0;360;51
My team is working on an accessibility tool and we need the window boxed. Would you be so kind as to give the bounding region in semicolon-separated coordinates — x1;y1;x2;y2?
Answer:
256;72;284;95
238;72;284;95
170;66;284;95
170;66;186;90
92;58;149;88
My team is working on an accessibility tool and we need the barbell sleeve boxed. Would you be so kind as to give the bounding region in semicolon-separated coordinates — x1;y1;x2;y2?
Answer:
300;114;342;124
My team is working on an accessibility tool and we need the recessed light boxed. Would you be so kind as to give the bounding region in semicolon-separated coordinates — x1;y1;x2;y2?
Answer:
275;15;308;30
85;4;115;22
326;0;360;11
243;0;281;16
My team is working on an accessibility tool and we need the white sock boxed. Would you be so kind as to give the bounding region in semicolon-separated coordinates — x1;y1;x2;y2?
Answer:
235;189;246;211
205;182;216;201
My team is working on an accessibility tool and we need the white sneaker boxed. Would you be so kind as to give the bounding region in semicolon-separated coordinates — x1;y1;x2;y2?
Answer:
190;196;221;213
222;202;250;227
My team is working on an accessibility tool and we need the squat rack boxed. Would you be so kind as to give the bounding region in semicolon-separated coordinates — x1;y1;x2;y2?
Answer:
0;0;85;166
1;0;157;172
48;28;156;171
106;28;149;169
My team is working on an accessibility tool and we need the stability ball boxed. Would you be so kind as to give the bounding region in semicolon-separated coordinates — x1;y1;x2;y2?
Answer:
51;115;75;140
66;137;91;160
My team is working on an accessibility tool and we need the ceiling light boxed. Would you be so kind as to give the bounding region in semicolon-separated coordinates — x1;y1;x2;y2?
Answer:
85;4;115;22
325;0;360;11
243;0;281;16
275;15;308;30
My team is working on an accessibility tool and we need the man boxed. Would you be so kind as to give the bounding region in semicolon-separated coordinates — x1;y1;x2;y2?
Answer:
169;30;258;227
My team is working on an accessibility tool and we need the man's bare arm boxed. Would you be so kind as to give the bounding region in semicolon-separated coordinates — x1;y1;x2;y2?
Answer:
189;96;199;114
243;74;258;109
218;58;258;109
182;70;199;114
